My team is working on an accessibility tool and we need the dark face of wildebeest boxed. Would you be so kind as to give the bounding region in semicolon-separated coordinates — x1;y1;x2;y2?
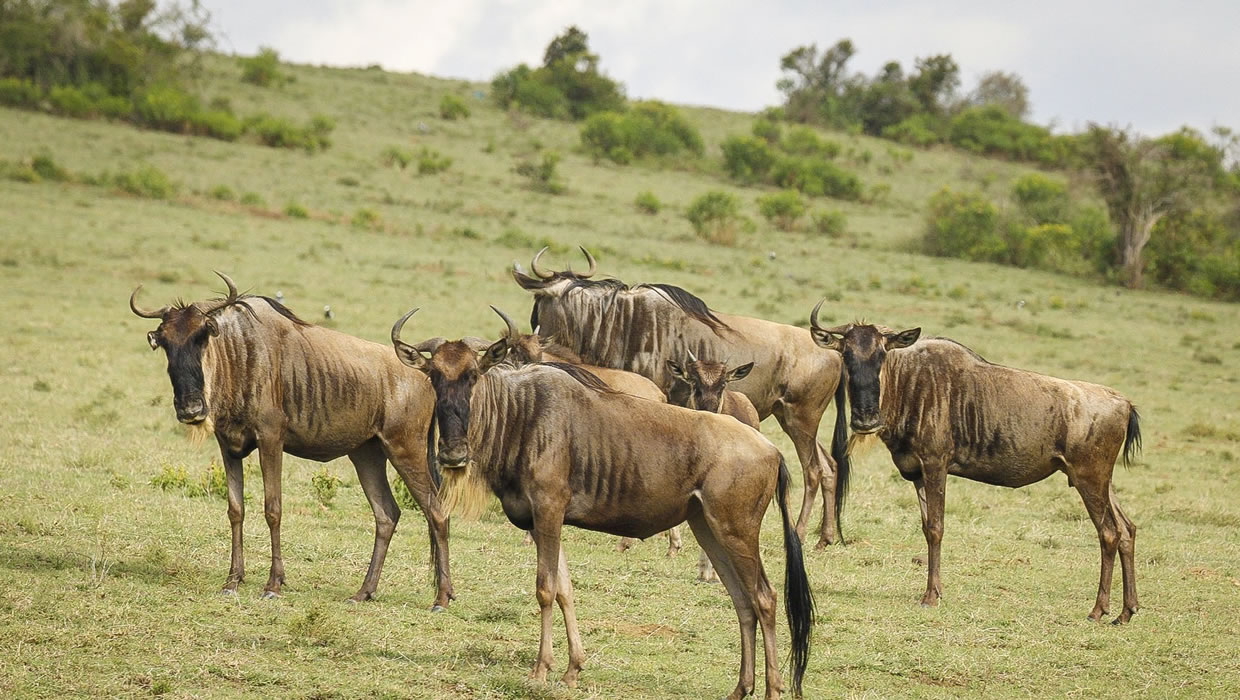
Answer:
666;351;753;414
809;301;919;434
391;307;510;467
130;271;240;425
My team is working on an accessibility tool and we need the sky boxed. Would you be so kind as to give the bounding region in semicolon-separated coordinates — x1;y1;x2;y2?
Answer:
199;0;1240;137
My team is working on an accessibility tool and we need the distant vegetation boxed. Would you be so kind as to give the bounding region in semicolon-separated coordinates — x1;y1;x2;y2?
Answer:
491;26;624;120
0;2;333;151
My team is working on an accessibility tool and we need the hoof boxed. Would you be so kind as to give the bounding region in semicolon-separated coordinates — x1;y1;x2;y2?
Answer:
220;587;239;596
260;590;280;600
430;604;447;613
349;591;376;604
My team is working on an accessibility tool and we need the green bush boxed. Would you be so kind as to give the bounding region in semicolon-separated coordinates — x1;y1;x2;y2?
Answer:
190;109;242;141
240;192;266;206
439;94;471;120
812;209;848;237
882;114;944;147
31;153;70;182
721;135;777;183
416;148;453;175
284;202;309;218
382;146;414;169
208;184;235;201
752;118;782;144
113;165;176;199
580;102;703;164
491;28;625;120
781;127;841;158
240;47;286;87
246;113;334;152
634;190;661;214
0;77;42;107
1011;173;1070;225
757;190;806;231
48;85;95;118
923;188;1004;261
948;106;1066;165
515;152;566;194
310;467;341;507
351;208;382;230
133;85;200;132
686;191;742;245
770;157;863;200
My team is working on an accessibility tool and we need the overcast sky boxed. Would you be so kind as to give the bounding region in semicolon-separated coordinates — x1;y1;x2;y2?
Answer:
201;0;1239;137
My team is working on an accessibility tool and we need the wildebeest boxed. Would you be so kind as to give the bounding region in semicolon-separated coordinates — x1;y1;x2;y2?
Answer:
492;306;681;556
513;247;851;548
391;307;814;699
130;272;454;609
809;305;1140;624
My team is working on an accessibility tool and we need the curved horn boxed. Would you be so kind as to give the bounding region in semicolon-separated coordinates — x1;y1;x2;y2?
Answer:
686;347;698;363
200;270;241;315
578;246;597;278
490;305;521;339
461;336;494;352
129;285;169;319
391;307;419;350
415;337;447;353
809;298;827;331
530;246;553;279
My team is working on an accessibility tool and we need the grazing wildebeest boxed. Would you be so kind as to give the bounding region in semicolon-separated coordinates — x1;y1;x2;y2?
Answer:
391;307;814;699
667;351;761;582
490;307;682;556
130;272;454;608
808;305;1141;624
513;247;852;548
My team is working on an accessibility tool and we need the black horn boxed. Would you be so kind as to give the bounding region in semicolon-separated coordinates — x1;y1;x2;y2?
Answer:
201;270;242;315
491;305;521;339
129;285;170;319
391;307;419;351
578;246;597;278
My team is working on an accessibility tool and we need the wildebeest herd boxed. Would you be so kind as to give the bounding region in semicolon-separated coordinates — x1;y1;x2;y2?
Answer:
130;247;1141;699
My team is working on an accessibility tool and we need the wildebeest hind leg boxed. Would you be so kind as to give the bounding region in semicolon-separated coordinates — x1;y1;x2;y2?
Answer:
385;438;454;610
348;441;399;603
528;524;565;683
774;409;831;548
221;453;245;593
1075;476;1119;622
666;525;682;556
258;443;285;599
687;512;759;700
1108;484;1138;624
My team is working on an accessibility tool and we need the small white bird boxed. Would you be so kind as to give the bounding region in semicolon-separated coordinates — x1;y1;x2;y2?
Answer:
767;251;777;261
275;290;284;303
1016;300;1026;309
323;305;334;320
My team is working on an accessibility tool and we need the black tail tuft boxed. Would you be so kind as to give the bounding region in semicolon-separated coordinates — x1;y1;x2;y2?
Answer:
1123;405;1142;468
777;454;814;697
829;364;851;544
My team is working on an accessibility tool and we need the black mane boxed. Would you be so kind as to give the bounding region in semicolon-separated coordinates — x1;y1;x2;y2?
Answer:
254;295;311;326
543;362;615;393
559;277;729;333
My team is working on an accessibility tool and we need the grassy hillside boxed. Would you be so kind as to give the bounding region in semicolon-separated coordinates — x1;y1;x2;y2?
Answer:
1;55;1238;698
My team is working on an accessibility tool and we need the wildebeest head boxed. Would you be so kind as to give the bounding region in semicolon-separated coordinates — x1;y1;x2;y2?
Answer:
809;300;919;434
666;350;753;414
130;271;242;425
391;306;511;468
510;245;601;329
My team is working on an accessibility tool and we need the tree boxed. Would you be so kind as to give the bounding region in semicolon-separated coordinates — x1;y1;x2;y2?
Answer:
908;54;960;116
1084;125;1218;288
968;70;1030;119
776;39;859;126
543;25;590;67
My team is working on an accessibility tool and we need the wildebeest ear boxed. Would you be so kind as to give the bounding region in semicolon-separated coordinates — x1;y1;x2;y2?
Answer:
147;331;160;350
886;327;921;349
479;338;510;373
727;362;754;382
810;328;843;351
204;316;220;337
666;360;687;381
394;344;430;371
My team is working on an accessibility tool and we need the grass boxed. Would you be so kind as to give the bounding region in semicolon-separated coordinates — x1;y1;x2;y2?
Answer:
1;54;1239;698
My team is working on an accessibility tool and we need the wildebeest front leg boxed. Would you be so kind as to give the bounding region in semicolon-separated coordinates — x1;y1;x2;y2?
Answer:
1109;485;1139;624
775;409;834;548
914;469;946;607
665;524;682;556
221;453;245;593
387;444;454;610
554;547;586;687
259;443;285;598
528;525;565;683
348;440;399;603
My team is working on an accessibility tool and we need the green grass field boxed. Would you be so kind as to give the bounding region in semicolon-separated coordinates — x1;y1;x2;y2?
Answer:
2;56;1239;698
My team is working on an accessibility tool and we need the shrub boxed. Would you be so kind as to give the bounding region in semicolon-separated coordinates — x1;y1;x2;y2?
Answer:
416;148;453;175
382;146;414;169
0;77;41;107
634;190;661;214
812;209;848;237
246;113;334;152
240;47;285;87
721;135;777;183
1011;173;1070;224
515;152;566;194
351;208;382;230
948;106;1065;165
882;114;943;147
48;85;95;118
781;126;841;158
190;110;243;141
439;94;471;120
757;190;806;231
686;191;742;245
113;165;176;199
391;477;420;512
770;157;863;200
310;467;341;507
923;188;1004;261
240;192;265;206
580;102;703;164
133;84;200;132
209;184;235;201
284;202;309;218
752;117;782;144
31;153;70;182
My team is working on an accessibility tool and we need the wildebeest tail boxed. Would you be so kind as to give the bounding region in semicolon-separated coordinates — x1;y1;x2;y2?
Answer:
777;453;814;697
830;363;851;544
426;413;441;490
1123;405;1142;467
